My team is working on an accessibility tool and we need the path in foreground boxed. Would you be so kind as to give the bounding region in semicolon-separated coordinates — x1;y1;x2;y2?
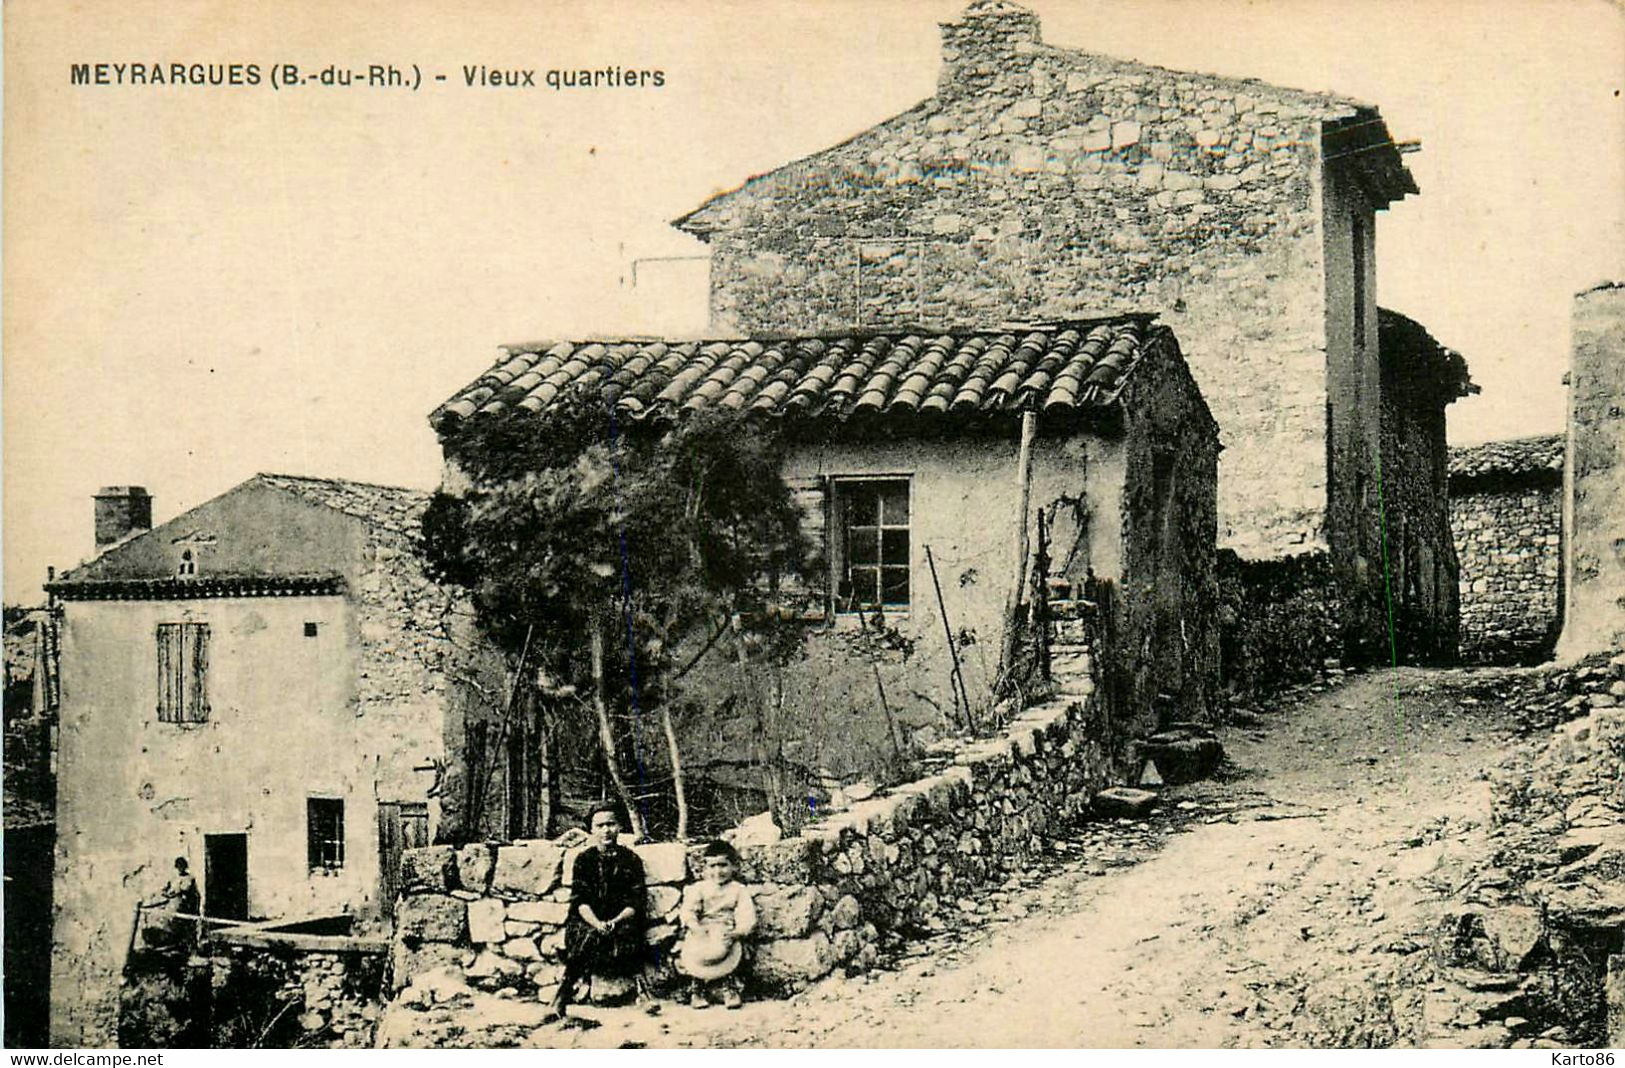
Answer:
386;667;1518;1049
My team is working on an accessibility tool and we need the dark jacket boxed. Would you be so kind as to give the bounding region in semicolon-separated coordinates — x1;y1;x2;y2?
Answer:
562;844;646;974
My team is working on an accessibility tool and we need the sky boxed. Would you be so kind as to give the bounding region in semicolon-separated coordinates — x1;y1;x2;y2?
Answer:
4;0;1623;603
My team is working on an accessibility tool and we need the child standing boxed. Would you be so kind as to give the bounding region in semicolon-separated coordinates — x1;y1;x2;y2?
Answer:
677;840;756;1009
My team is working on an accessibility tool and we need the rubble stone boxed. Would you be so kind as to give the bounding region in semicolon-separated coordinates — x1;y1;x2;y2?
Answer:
456;844;496;894
491;842;563;898
396;894;468;944
399;845;458;894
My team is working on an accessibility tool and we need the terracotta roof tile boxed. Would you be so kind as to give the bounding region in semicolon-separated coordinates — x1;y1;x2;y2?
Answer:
432;318;1160;431
1448;434;1565;486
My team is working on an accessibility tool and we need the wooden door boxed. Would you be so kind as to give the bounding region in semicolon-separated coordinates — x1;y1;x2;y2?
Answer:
203;834;248;920
377;802;430;917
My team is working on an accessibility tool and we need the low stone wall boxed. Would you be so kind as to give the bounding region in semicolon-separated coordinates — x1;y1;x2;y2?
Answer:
391;648;1117;999
1216;550;1344;695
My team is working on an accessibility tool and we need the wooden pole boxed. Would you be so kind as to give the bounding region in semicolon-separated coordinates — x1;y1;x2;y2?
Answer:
1011;410;1038;608
925;544;973;731
999;410;1040;682
853;601;905;762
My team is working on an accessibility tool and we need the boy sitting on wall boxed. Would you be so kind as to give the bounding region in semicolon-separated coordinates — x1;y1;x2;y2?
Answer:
677;840;756;1009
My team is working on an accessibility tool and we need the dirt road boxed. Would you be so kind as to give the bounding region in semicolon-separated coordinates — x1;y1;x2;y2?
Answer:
384;667;1522;1049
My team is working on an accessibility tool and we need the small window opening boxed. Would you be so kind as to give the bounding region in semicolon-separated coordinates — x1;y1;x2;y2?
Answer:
304;622;320;638
177;549;196;576
307;798;345;871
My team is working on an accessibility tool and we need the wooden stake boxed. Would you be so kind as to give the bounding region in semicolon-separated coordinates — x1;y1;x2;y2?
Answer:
1012;409;1038;608
926;544;974;731
999;410;1040;681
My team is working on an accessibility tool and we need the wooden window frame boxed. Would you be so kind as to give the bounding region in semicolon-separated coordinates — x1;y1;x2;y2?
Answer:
831;476;913;614
307;797;345;872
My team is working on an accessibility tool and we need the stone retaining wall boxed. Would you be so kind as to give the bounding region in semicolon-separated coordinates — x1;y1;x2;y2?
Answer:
391;645;1116;999
118;941;385;1048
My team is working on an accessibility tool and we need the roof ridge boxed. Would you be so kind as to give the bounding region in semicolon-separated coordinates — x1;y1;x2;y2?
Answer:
255;471;428;495
496;313;1160;353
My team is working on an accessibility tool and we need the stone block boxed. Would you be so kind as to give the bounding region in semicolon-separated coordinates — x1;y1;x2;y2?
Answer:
389;941;466;993
828;894;863;930
466;898;507;944
464;950;523;982
1092;787;1157;818
634;842;691;885
740;838;822;884
492;842;564;898
752;932;836;987
1478;906;1544;970
526;961;566;988
456;843;496;894
1143;728;1224;784
502;936;542;961
396;894;468;944
399;845;457;894
755;884;823;939
646;885;682;919
507;899;571;926
504;920;540;939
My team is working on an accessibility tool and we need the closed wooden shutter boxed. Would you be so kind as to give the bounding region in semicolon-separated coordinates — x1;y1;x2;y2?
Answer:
183;624;210;722
156;624;182;722
156;622;210;723
781;476;831;618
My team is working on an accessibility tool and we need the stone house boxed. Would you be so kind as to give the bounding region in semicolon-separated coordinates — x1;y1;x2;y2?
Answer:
44;475;456;1047
1449;435;1565;665
431;315;1219;836
671;0;1474;679
1558;281;1625;659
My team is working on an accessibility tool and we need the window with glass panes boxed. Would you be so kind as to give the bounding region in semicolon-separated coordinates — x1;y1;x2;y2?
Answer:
836;479;911;610
307;798;345;871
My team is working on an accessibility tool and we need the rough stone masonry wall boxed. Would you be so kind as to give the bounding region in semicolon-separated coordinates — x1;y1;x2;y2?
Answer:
390;645;1114;999
686;5;1350;562
1561;282;1625;659
1451;479;1563;665
118;941;385;1048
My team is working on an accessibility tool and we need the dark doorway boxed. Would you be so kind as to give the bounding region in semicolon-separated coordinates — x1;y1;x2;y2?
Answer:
203;834;248;921
4;822;55;1046
376;802;429;918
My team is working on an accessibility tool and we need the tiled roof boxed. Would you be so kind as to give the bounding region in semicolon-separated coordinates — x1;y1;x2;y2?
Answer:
1449;434;1565;485
432;318;1165;431
255;474;430;539
47;474;432;600
1378;308;1476;401
47;574;347;602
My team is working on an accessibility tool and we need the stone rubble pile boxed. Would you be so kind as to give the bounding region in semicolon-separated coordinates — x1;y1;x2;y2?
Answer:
1450;649;1625;1048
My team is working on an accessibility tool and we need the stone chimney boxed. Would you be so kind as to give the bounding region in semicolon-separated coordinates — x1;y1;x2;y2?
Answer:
94;486;152;551
939;0;1043;94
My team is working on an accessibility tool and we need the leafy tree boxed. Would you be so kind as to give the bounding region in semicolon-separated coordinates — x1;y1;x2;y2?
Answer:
421;393;816;839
